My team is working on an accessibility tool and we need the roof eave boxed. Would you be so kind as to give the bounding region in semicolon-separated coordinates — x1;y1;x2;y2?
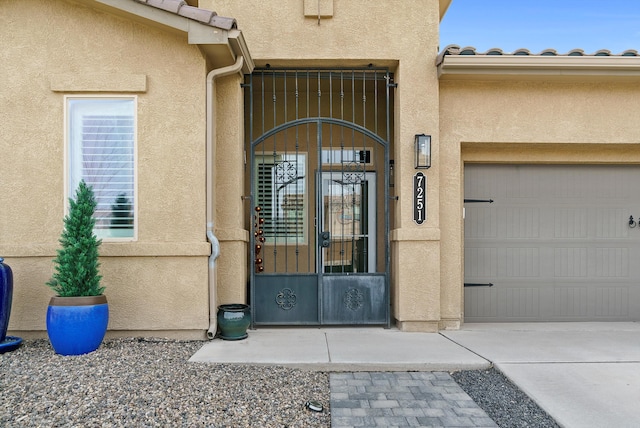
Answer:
228;29;255;74
80;0;253;72
438;56;640;82
439;0;453;21
187;24;252;73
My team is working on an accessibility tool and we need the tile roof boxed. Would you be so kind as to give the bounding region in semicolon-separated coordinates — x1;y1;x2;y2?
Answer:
134;0;237;30
437;45;639;66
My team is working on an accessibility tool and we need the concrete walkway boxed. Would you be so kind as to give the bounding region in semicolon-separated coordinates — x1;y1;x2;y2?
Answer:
190;323;640;427
443;322;640;428
191;328;494;427
190;328;490;371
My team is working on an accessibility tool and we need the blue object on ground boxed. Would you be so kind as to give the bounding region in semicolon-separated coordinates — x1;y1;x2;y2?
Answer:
0;257;14;343
47;301;109;356
0;336;23;354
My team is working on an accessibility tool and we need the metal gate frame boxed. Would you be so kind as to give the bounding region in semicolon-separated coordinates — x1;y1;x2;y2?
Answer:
245;68;393;328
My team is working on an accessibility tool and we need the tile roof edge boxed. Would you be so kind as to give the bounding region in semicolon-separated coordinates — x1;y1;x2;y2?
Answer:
134;0;237;30
437;44;639;63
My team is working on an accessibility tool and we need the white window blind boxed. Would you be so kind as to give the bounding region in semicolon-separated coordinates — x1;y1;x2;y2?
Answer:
68;98;136;239
255;154;306;243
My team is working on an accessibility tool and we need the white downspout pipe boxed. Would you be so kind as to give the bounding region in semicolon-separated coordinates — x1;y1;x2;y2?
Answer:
206;56;244;339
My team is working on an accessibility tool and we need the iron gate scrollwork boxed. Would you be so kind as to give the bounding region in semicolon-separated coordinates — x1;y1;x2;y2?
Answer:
344;288;364;311
246;68;392;327
275;288;297;310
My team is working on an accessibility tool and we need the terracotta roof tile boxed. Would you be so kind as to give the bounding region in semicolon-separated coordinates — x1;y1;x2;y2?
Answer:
209;15;236;30
439;45;639;59
134;0;237;30
146;0;182;14
437;45;640;66
513;48;531;56
177;5;215;24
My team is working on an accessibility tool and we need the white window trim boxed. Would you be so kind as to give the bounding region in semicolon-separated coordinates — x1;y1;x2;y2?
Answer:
64;95;138;242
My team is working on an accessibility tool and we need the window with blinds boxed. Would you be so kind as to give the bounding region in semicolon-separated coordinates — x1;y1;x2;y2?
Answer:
67;98;136;240
254;154;306;243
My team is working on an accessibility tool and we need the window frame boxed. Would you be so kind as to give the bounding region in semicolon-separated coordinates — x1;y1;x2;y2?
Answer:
253;152;308;245
64;95;138;242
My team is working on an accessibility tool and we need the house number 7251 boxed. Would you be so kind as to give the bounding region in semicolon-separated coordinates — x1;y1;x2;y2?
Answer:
413;172;426;225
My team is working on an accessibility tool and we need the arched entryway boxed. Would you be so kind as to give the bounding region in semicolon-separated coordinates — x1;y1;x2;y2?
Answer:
244;68;394;326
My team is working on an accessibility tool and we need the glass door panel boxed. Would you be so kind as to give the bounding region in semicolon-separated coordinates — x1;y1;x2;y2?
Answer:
320;172;376;273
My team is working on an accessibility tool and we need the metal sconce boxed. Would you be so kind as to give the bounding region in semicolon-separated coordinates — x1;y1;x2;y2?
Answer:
414;134;431;169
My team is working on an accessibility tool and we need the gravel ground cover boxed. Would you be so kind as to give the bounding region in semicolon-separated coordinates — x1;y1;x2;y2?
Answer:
0;338;330;427
452;368;560;428
2;338;560;427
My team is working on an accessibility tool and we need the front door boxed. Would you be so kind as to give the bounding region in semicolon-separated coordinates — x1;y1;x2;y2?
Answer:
320;171;376;274
250;120;389;326
318;171;387;323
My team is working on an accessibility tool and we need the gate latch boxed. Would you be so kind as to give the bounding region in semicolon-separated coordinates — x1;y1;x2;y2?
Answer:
320;231;331;247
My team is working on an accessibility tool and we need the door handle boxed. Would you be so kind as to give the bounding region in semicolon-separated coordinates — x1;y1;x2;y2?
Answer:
320;231;331;247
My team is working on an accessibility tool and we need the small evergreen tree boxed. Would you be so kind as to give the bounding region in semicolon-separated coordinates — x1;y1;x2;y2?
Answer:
110;193;133;229
47;180;104;297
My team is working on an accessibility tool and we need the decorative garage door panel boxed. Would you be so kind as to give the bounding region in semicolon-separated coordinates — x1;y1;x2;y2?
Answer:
464;164;640;322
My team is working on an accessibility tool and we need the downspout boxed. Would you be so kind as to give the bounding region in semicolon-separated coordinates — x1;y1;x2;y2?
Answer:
206;55;245;339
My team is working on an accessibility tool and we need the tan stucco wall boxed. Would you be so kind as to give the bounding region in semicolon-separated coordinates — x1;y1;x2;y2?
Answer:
2;0;211;337
9;1;638;335
8;1;637;335
439;78;640;325
204;0;444;330
214;75;249;305
441;80;640;146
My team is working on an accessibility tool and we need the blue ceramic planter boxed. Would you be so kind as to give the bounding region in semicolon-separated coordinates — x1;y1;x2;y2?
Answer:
0;258;22;354
47;295;109;356
217;304;250;340
0;257;13;343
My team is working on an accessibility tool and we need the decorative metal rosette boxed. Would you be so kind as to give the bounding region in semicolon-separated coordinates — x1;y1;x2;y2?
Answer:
344;287;364;311
276;288;297;310
275;161;297;184
341;162;365;184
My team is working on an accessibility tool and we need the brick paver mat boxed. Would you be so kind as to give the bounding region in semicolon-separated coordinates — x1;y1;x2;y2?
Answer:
330;372;497;427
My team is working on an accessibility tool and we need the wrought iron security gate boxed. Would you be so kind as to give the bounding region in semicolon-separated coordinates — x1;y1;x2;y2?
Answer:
245;68;393;326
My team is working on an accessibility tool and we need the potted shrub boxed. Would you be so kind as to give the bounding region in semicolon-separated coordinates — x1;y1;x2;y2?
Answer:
46;180;108;355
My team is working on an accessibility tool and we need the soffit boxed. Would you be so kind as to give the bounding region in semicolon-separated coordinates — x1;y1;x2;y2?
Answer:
437;45;640;82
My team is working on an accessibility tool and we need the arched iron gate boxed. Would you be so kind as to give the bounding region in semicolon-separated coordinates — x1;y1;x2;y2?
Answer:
245;68;393;326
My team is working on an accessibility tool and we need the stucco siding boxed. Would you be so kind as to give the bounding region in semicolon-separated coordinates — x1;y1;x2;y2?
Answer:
439;78;640;325
2;0;210;335
441;80;640;146
203;1;437;64
205;0;446;329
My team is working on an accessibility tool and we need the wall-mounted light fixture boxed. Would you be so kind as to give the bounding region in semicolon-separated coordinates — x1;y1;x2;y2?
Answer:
414;134;431;169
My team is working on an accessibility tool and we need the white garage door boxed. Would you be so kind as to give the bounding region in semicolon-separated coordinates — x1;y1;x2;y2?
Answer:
464;164;640;322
